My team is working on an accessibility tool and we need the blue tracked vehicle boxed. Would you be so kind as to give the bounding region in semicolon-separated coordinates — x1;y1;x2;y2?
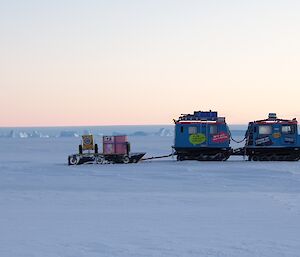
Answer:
244;113;300;161
173;111;232;161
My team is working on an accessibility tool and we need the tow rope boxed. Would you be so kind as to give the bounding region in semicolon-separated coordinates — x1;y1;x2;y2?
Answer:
228;130;246;143
142;153;173;161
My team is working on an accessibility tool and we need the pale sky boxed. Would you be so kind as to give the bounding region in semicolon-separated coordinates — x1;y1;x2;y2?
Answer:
1;0;300;126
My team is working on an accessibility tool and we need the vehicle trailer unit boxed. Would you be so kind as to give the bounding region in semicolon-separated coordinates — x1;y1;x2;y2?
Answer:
68;135;146;165
173;111;231;161
244;113;300;161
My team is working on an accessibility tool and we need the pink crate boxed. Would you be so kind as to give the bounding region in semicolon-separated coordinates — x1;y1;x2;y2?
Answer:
103;136;114;143
103;143;115;154
115;143;128;154
114;135;128;143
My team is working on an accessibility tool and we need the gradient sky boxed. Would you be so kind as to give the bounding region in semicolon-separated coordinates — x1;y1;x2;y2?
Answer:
1;0;300;126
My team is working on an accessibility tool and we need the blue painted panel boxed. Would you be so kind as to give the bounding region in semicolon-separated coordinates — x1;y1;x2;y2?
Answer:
247;123;300;148
174;123;230;149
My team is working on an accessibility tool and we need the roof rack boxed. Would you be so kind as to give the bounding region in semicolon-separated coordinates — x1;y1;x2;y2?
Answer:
254;114;297;124
177;110;225;123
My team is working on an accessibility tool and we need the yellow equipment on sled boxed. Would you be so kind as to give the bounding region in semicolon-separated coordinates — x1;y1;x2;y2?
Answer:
79;135;98;154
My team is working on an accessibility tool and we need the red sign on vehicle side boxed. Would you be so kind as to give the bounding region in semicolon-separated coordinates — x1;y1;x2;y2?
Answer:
212;132;229;143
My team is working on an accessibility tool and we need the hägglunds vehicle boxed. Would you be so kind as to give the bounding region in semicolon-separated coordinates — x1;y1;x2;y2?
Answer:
173;111;231;161
244;113;300;161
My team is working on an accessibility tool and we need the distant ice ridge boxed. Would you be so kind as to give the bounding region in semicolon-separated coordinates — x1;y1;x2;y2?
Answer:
0;130;49;138
58;131;79;138
130;131;149;136
0;127;174;139
129;128;174;137
155;128;174;137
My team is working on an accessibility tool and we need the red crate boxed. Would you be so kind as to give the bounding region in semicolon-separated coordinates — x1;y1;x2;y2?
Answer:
115;143;128;154
114;135;128;143
103;143;115;154
103;136;114;143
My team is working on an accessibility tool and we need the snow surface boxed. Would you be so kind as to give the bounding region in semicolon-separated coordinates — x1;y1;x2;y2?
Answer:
0;134;300;257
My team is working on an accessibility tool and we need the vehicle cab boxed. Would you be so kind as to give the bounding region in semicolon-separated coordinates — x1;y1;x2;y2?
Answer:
174;110;231;161
245;113;300;161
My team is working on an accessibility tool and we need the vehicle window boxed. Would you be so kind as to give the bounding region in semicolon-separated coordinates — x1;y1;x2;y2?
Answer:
210;125;218;135
282;125;295;134
259;125;272;135
188;126;197;134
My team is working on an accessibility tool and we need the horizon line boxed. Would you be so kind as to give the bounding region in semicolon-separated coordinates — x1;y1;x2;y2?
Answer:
0;123;249;129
